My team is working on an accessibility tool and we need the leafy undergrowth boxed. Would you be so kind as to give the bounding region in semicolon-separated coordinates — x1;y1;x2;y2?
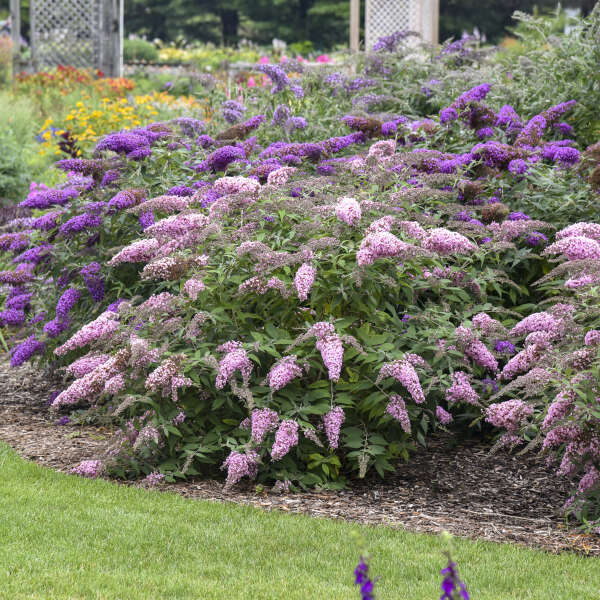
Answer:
0;443;598;600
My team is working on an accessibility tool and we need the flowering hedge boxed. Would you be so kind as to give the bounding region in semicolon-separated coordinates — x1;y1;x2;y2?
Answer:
2;8;600;525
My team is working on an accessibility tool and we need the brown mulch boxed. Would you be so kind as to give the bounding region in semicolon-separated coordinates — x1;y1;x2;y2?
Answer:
1;357;599;556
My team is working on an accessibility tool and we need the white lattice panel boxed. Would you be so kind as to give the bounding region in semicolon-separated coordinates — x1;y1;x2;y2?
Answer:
365;0;419;50
31;0;102;69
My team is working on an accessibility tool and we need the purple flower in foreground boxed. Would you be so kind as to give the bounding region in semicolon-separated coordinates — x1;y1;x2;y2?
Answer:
57;416;70;425
441;557;469;599
354;556;376;600
58;213;102;236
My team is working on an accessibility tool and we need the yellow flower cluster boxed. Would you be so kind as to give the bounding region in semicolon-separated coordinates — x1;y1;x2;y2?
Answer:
37;91;202;156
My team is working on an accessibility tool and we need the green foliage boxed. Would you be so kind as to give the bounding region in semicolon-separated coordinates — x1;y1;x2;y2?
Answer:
123;38;159;63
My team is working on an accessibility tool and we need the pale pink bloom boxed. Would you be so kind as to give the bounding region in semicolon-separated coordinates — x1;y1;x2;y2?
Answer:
251;408;279;444
108;238;159;266
71;460;104;478
222;450;259;489
145;359;192;401
129;195;190;215
213;176;261;196
377;360;425;404
65;354;110;378
472;312;503;335
509;311;563;338
267;356;302;391
335;197;362;226
323;406;345;449
104;373;126;395
445;372;479;405
293;262;316;301
368;140;396;158
184;277;205;300
485;399;533;432
53;351;126;406
544;236;600;261
397;220;427;241
215;342;253;389
436;406;453;425
556;222;600;242
55;312;120;356
316;334;344;382
366;216;395;234
357;231;408;266
385;394;411;432
145;213;209;239
501;345;540;380
585;330;600;346
565;274;596;288
271;420;299;460
422;228;476;255
267;167;297;186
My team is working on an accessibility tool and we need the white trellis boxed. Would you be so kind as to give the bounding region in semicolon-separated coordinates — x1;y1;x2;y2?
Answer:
352;0;439;51
10;0;123;76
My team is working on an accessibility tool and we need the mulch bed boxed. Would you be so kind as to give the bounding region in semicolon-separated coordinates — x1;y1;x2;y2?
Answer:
1;357;598;556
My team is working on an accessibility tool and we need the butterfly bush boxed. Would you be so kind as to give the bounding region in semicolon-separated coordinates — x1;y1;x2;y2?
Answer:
4;15;600;523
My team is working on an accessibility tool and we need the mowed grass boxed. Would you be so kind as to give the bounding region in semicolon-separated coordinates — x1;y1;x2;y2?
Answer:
0;443;598;599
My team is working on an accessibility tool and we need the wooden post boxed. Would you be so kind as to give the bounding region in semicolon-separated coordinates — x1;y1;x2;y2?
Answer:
350;0;360;51
118;0;124;77
9;0;20;79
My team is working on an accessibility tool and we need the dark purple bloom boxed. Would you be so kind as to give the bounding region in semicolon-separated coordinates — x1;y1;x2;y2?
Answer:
107;298;124;313
139;211;155;230
196;145;246;172
285;116;307;132
80;262;104;302
263;215;275;222
55;158;105;176
554;146;580;167
372;29;418;52
494;340;516;354
440;107;458;124
525;231;548;247
57;416;71;425
29;311;47;325
127;147;152;161
107;189;146;212
6;292;32;310
101;169;121;187
58;213;102;236
81;201;107;214
43;317;70;338
495;105;523;135
221;101;246;124
554;122;574;136
10;335;45;367
0;308;26;326
196;135;215;149
56;288;81;319
477;127;494;139
272;104;291;126
508;159;528;176
176;117;205;137
167;185;195;197
19;187;77;209
257;64;290;93
12;244;52;265
507;211;530;221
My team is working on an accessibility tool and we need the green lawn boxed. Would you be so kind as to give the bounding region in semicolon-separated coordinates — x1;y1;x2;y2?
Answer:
0;443;598;599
